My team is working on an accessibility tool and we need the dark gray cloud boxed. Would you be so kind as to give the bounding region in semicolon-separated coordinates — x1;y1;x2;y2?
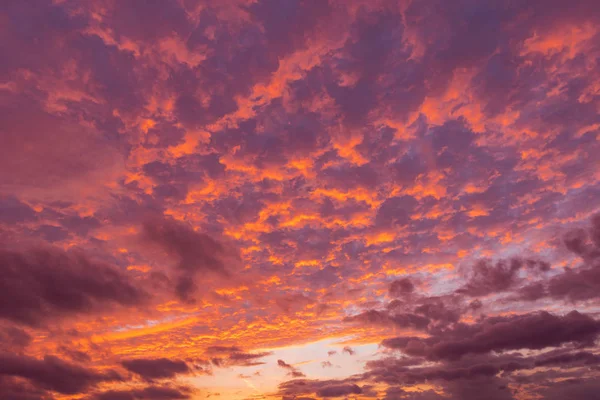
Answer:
0;353;121;395
121;358;190;380
0;245;146;326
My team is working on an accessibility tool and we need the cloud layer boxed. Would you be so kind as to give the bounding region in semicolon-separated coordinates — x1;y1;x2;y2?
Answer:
1;0;599;398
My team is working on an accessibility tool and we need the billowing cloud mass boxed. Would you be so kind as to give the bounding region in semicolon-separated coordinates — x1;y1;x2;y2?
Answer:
0;353;121;394
0;245;147;326
1;0;600;398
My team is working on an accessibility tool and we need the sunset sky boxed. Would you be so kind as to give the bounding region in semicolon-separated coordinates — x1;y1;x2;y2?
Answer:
1;0;600;399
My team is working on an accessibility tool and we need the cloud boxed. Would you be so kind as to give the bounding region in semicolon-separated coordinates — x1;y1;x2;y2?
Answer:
344;309;430;331
0;196;38;224
457;258;549;297
537;379;600;400
546;266;600;301
534;350;600;367
389;278;415;297
277;359;305;378
375;196;418;229
0;326;31;351
0;353;121;394
91;385;194;400
509;215;600;302
142;216;239;302
3;0;600;399
205;346;244;355
121;358;190;380
227;351;274;367
288;218;600;399
279;379;363;399
0;245;146;326
317;383;362;398
382;310;600;360
207;347;274;368
344;293;462;333
0;92;124;196
0;376;53;400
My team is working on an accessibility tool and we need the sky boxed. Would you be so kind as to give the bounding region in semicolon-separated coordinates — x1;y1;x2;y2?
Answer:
1;0;600;399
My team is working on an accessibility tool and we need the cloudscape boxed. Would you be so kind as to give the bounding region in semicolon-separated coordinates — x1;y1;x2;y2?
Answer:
1;0;600;399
